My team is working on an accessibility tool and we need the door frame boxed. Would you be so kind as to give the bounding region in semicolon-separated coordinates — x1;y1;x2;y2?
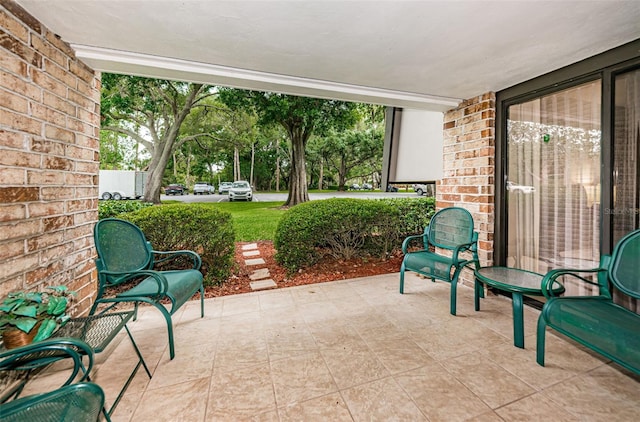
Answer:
495;39;640;264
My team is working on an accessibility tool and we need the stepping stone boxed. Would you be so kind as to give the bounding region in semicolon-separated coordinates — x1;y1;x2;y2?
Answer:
242;250;261;257
242;243;259;251
245;258;266;266
250;268;271;281
250;279;277;291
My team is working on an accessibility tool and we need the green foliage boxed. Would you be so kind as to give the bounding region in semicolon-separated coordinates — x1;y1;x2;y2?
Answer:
0;286;76;342
376;196;436;237
274;198;435;272
121;204;235;286
98;200;154;219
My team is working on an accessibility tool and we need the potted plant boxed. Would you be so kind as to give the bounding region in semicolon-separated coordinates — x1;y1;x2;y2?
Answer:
0;286;76;349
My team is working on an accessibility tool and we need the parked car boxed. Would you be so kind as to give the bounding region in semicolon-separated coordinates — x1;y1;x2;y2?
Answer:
165;184;187;195
361;183;373;190
387;184;399;192
412;183;427;196
349;183;361;190
218;182;233;194
193;182;214;195
228;181;253;201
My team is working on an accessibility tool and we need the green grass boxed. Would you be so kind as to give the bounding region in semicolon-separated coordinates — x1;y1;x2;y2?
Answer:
202;201;285;242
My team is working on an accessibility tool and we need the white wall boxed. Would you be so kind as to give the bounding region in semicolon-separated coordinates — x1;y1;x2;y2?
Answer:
392;109;443;182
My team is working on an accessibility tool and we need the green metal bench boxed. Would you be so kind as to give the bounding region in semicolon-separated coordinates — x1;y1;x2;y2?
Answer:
537;228;640;375
92;218;205;360
399;207;480;315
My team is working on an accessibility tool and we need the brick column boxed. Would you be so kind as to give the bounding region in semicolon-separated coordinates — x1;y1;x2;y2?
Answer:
437;93;495;282
0;1;100;315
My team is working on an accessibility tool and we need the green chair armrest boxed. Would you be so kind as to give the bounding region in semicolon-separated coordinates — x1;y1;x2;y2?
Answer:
152;249;202;270
540;267;605;299
402;234;427;254
99;269;169;295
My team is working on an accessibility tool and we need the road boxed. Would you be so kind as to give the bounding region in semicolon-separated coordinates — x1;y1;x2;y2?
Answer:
162;191;419;203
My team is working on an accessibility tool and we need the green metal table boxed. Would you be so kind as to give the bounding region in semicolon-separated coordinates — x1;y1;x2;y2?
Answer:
474;267;564;348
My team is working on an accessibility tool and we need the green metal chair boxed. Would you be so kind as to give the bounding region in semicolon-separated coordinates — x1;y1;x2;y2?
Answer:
0;382;107;422
537;229;640;374
0;338;107;421
92;218;205;360
399;207;480;315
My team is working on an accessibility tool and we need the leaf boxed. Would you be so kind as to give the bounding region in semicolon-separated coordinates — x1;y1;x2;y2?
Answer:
13;317;38;333
33;319;57;342
12;305;37;318
25;292;43;303
47;296;68;316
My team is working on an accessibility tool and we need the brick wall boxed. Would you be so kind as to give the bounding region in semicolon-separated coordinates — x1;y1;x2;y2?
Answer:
437;93;495;283
0;1;100;315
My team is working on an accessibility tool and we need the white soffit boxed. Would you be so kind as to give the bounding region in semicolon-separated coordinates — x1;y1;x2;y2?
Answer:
72;45;461;112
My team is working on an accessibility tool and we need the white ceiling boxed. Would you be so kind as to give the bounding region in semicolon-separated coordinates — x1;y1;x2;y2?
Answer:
16;0;640;111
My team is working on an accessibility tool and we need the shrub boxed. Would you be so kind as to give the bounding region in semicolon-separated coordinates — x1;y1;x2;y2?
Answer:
274;197;435;272
98;200;154;219
121;204;235;286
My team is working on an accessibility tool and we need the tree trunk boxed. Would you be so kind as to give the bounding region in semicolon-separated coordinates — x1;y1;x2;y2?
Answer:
338;156;347;191
318;159;324;190
233;146;241;181
275;149;280;192
285;131;309;206
250;141;255;187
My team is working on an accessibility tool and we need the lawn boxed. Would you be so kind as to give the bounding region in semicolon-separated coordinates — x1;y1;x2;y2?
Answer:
204;201;285;242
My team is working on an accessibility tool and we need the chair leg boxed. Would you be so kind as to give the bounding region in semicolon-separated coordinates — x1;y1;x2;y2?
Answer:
200;285;205;318
536;315;547;367
152;303;176;360
399;261;406;294
449;267;464;316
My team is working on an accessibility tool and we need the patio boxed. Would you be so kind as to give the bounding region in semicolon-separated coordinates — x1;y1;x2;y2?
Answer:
25;272;640;421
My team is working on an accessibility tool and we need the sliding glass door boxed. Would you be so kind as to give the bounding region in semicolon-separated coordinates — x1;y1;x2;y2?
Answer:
506;81;601;294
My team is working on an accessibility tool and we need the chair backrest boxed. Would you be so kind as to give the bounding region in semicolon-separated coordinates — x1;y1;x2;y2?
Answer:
609;228;640;300
427;207;476;250
0;382;105;422
94;218;152;273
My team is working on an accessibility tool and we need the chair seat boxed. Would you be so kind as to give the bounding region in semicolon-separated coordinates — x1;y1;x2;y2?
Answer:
403;251;454;280
544;297;640;369
116;269;203;312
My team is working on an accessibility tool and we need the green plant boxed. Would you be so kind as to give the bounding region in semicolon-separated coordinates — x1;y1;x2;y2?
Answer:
121;204;235;286
0;286;76;342
98;200;154;219
274;197;435;273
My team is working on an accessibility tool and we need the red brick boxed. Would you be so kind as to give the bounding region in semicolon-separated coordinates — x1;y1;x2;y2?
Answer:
2;1;41;33
30;102;67;126
43;214;73;231
0;239;25;261
0;53;28;77
0;254;39;279
0;28;42;67
0;69;42;100
31;68;67;97
27;169;64;185
0;109;42;135
44;155;72;171
31;137;65;155
40;186;74;200
0;167;25;184
31;35;67;69
0;186;39;202
0;203;26;221
0;219;41;241
43;91;76;116
0;9;28;42
43;28;75;58
25;261;63;285
0;86;28;112
69;60;95;84
26;231;64;251
43;57;77;86
44;124;74;143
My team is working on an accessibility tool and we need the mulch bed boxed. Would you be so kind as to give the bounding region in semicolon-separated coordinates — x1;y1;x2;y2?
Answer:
203;241;403;298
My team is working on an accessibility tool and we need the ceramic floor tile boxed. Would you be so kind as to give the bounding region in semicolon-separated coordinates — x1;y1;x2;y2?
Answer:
395;363;492;422
215;337;269;373
270;351;338;405
320;340;390;389
259;289;295;310
148;341;215;389
443;354;535;409
279;392;353;422
132;377;209;421
221;294;261;316
265;325;319;361
341;377;427;421
207;363;277;419
496;393;580;421
289;284;330;305
366;337;435;374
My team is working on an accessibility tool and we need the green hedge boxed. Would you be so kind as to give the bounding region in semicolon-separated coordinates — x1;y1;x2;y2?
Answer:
98;200;154;219
274;197;435;272
120;204;235;286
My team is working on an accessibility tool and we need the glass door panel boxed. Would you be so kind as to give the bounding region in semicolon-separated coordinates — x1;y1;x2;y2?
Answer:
506;80;601;295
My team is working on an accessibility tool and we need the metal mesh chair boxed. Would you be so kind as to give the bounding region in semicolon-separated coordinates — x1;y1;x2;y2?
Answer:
92;218;205;360
399;207;480;315
0;382;107;422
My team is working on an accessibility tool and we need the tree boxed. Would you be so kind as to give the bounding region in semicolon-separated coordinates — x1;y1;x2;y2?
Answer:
219;90;359;206
100;74;213;203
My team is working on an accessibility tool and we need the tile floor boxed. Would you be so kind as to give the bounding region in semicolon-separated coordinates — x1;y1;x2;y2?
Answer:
25;272;640;421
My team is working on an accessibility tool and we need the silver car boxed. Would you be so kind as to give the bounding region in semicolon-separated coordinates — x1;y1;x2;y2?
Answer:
228;181;253;201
